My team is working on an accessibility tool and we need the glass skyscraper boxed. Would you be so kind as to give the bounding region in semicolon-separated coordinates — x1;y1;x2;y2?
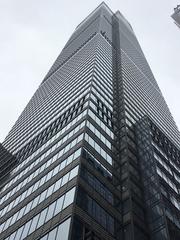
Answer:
171;5;180;28
0;3;180;240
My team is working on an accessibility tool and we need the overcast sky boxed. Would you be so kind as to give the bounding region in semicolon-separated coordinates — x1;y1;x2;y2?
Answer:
0;0;180;142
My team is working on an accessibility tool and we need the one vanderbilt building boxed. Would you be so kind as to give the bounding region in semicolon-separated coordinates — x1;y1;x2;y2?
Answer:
0;3;180;240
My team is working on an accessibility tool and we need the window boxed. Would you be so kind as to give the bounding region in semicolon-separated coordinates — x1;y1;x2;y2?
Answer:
6;188;75;239
63;187;76;209
39;218;71;240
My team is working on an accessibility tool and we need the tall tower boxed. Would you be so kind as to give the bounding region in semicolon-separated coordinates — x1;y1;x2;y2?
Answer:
0;3;180;240
171;5;180;28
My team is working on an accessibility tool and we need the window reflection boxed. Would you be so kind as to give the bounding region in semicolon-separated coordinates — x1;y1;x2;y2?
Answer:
6;189;75;240
39;218;71;240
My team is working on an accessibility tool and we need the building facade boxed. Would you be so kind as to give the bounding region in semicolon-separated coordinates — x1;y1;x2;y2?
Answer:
171;5;180;28
0;2;180;240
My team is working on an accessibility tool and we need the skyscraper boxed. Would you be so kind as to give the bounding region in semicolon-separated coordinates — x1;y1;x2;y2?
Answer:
171;5;180;28
0;2;180;240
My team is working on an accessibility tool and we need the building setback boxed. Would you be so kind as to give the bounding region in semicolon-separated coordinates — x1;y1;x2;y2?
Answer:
0;2;180;240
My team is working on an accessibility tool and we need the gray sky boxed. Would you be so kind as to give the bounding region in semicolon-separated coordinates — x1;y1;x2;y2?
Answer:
0;0;180;142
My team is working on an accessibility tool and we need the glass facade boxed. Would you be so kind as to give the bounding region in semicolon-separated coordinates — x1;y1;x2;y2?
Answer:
0;2;179;240
171;5;180;28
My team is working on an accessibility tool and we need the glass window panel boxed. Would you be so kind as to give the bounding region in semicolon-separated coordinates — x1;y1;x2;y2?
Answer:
36;208;48;229
0;222;5;233
46;171;53;181
47;227;57;240
89;136;94;147
101;148;106;159
45;201;56;223
68;131;73;139
46;185;55;198
39;175;47;186
89;122;94;132
14;225;24;240
63;187;76;209
53;178;62;192
73;148;81;160
61;173;69;186
59;160;66;171
107;141;111;149
56;218;71;240
8;231;17;240
31;195;40;210
39;190;48;203
17;207;25;220
77;134;83;142
100;135;106;144
66;155;73;165
70;139;76;148
95;142;100;154
28;214;39;235
96;130;101;139
54;196;64;216
69;166;79;180
24;201;34;215
107;155;112;165
52;166;60;176
64;144;70;153
40;235;48;240
3;217;12;231
20;220;32;239
32;181;40;192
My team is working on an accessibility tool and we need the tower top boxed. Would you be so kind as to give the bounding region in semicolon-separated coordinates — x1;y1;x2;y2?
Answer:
75;2;113;31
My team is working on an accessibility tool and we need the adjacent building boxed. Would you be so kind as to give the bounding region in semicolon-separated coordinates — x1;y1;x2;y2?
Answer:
0;2;180;240
171;5;180;28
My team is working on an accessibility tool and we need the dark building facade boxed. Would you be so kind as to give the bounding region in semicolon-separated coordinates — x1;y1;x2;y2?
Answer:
171;5;180;28
0;2;180;240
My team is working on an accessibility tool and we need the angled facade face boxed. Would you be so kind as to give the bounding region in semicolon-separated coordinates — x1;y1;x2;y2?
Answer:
171;5;180;28
0;3;180;240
